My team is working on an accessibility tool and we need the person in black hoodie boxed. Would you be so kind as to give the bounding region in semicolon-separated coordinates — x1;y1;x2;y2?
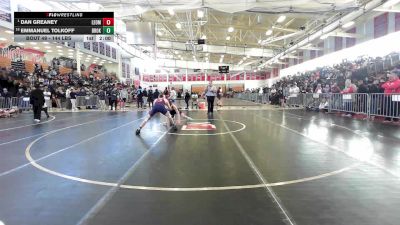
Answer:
109;87;119;111
153;89;160;100
30;84;45;122
184;90;190;109
147;87;154;108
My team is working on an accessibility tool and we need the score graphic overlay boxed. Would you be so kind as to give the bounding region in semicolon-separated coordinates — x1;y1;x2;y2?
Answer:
14;12;114;42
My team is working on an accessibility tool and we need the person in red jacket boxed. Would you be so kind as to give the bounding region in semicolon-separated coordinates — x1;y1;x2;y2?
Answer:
381;70;400;122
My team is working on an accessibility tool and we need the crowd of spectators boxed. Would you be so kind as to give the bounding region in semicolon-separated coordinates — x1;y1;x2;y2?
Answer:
0;59;136;116
263;55;399;100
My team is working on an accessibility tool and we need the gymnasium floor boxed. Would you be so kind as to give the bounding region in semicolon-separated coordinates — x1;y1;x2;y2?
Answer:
1;101;400;225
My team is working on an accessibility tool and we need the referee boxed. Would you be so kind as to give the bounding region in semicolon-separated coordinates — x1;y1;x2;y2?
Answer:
204;81;217;114
30;84;45;123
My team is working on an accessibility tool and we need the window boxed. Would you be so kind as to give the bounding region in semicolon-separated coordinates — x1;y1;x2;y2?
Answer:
346;28;356;48
374;13;388;38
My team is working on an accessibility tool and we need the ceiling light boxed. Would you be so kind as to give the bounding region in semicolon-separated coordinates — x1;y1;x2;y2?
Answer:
56;45;62;48
44;46;51;49
228;27;234;32
221;54;224;58
258;40;262;44
175;22;182;29
58;53;63;55
253;70;257;72
201;34;207;39
226;36;231;41
168;8;175;16
33;46;40;49
5;30;13;34
30;42;37;45
95;57;99;59
47;50;53;52
43;42;49;44
320;34;329;40
342;21;355;28
78;52;83;55
17;42;25;46
197;9;204;18
157;31;163;36
277;15;286;23
0;37;7;41
193;55;196;58
206;53;209;56
57;49;62;52
68;49;74;52
174;50;179;54
243;56;247;60
266;29;273;36
219;58;223;63
135;5;143;13
87;55;92;57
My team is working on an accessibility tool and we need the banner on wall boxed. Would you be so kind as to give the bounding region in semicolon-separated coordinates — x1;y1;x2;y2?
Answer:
0;46;45;63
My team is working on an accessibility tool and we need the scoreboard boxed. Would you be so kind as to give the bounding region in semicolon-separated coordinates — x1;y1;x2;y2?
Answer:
14;12;114;42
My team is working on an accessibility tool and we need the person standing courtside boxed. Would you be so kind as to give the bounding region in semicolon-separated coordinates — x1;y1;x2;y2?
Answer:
147;86;154;108
204;80;216;113
30;84;45;122
42;86;51;118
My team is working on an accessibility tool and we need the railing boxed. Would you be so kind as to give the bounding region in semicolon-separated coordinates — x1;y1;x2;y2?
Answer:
0;97;31;110
76;96;100;108
2;93;399;119
233;92;400;119
234;93;269;104
369;93;400;119
287;94;304;107
329;93;369;115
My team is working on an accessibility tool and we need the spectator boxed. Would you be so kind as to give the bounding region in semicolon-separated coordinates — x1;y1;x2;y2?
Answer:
143;88;148;108
119;87;128;110
98;89;107;110
109;88;119;111
217;87;223;108
331;83;341;93
1;88;11;98
163;87;169;97
136;86;143;109
357;80;369;93
184;89;190;109
341;79;357;117
203;80;216;113
381;70;400;122
42;86;51;119
148;86;154;108
170;87;177;103
70;88;78;111
153;88;160;102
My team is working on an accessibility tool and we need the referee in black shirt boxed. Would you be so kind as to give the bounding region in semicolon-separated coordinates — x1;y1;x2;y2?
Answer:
30;84;45;122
